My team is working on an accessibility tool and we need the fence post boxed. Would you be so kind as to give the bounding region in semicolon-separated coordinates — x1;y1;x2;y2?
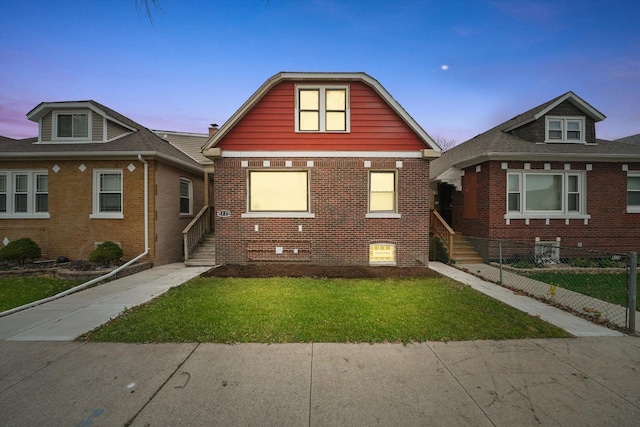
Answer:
499;240;503;285
629;251;637;334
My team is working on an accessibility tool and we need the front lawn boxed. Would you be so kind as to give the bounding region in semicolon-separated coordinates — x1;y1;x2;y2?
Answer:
524;272;638;310
81;276;569;343
0;276;81;312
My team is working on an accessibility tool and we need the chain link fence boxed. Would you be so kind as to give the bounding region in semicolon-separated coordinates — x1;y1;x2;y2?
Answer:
450;237;638;332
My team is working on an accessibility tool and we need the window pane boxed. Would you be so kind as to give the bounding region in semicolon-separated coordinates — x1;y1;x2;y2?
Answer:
548;120;562;130
0;194;5;212
0;175;5;192
14;174;28;192
526;175;562;210
299;90;319;110
508;193;520;211
508;174;519;192
73;114;89;137
371;172;394;192
100;194;122;212
180;198;190;214
57;114;73;137
250;171;308;211
14;194;28;212
567;121;580;130
180;181;190;198
326;89;345;110
629;192;640;206
568;175;578;192
567;130;580;140
568;194;579;211
299;111;319;131
370;192;394;211
370;244;396;264
36;174;48;192
36;194;48;212
326;111;346;131
100;174;121;192
628;177;640;191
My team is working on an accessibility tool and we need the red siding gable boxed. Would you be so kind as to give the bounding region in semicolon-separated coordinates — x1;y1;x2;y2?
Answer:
217;81;426;151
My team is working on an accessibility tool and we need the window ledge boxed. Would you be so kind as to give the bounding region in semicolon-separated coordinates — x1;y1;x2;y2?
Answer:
366;213;401;219
504;213;591;220
0;213;50;219
241;212;316;218
90;213;124;219
627;207;640;213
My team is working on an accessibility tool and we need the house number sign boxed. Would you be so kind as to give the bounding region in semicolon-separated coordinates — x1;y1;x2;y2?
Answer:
217;210;231;217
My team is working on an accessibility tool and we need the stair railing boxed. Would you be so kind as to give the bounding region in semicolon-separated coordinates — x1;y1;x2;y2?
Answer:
431;210;455;257
182;206;211;262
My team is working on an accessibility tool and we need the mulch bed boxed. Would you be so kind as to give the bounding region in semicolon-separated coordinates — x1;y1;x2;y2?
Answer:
203;263;441;278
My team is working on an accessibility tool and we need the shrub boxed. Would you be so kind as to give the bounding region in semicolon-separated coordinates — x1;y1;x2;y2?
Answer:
596;258;619;268
89;242;123;266
0;238;41;266
571;257;594;268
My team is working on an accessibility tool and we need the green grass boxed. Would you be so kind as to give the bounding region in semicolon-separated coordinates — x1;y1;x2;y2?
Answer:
81;276;569;343
524;272;638;310
0;276;81;312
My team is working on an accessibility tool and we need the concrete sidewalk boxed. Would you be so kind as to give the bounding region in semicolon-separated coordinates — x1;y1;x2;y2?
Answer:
1;338;639;426
0;263;210;341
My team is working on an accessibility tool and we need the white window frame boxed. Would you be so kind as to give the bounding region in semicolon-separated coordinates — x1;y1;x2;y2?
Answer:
242;170;315;218
179;178;193;216
0;170;50;219
366;170;401;218
627;172;640;213
505;170;589;219
295;85;350;133
52;110;92;141
90;169;123;219
545;116;585;143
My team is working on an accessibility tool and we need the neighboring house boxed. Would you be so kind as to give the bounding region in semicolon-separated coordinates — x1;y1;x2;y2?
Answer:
201;72;441;267
0;101;207;265
430;91;640;256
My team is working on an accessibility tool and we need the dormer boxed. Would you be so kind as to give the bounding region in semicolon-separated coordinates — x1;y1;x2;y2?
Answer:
503;91;606;145
27;101;136;144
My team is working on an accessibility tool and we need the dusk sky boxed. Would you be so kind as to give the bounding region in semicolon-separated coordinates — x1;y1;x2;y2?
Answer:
1;0;639;143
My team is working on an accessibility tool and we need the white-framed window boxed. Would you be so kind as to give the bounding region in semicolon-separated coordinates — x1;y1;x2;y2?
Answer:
0;170;49;218
295;85;349;132
505;171;587;218
180;178;193;215
53;111;91;141
369;243;397;266
545;116;585;143
91;169;123;219
366;171;401;218
242;170;314;218
628;173;640;213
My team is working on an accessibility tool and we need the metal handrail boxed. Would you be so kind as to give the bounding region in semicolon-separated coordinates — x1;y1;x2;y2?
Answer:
182;206;210;261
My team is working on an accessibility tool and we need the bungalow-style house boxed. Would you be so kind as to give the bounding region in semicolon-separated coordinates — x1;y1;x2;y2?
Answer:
200;72;441;267
430;91;640;260
0;101;208;265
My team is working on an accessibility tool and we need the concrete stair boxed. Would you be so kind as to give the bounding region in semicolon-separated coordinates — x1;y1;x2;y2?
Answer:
185;234;217;267
451;234;483;264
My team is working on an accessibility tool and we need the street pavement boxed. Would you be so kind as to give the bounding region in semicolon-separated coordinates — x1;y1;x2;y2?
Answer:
1;262;638;425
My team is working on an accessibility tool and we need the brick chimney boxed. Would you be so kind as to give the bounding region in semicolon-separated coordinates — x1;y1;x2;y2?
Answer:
208;124;219;137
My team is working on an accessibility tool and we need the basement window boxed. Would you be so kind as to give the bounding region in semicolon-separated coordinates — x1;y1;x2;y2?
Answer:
369;244;396;266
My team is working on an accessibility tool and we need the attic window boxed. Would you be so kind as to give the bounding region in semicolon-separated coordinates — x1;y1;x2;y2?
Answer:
295;85;349;132
545;117;584;143
54;111;90;140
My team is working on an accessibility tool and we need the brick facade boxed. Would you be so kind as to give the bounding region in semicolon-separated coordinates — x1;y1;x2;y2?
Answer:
450;160;640;254
212;157;431;266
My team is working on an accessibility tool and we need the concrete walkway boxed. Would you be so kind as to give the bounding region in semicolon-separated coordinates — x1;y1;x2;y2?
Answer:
0;263;210;341
1;338;639;426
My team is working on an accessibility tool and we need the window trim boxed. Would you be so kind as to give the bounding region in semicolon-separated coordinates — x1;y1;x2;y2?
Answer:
294;85;350;133
90;169;123;219
366;170;401;218
0;170;50;219
179;178;193;216
52;110;92;142
545;116;585;143
242;170;315;218
504;170;589;219
627;172;640;213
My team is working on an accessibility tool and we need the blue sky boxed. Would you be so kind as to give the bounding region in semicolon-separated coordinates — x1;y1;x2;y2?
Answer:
1;0;639;143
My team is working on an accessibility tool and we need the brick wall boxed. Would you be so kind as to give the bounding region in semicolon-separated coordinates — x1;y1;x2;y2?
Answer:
212;157;431;266
452;160;640;254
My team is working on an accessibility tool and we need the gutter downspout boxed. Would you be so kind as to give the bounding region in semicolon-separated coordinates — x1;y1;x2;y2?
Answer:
0;155;150;318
